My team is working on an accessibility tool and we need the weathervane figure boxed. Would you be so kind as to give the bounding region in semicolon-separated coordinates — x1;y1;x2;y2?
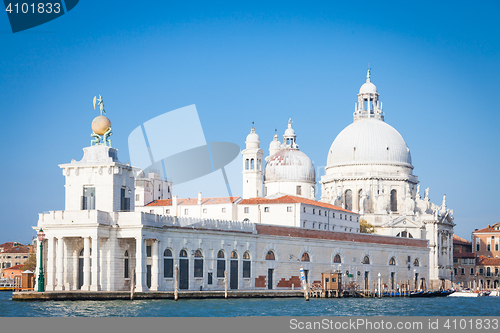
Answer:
96;94;106;115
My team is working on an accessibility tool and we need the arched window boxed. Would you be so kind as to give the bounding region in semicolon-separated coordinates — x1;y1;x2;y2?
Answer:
413;258;419;267
217;250;225;278
256;159;260;171
179;249;187;257
124;250;129;278
194;249;203;278
345;189;352;211
301;253;310;262
333;254;342;263
231;251;238;259
390;189;397;212
164;249;173;278
251;158;255;169
245;159;249;170
363;256;370;264
389;257;396;266
243;251;251;278
265;250;275;260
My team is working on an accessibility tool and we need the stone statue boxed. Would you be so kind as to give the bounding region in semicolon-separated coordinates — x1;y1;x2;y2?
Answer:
404;195;415;215
442;194;447;211
376;194;387;214
104;126;113;147
416;185;421;200
424;188;429;201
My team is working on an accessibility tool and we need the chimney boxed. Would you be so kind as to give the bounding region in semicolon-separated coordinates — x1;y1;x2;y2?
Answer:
198;192;202;205
173;196;178;216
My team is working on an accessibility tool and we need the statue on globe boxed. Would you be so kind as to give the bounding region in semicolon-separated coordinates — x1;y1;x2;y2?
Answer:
91;94;112;146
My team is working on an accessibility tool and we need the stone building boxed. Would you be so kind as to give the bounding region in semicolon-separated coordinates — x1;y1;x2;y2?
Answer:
0;242;32;279
33;111;430;292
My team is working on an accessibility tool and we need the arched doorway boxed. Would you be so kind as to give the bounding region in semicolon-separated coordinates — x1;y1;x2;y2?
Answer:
179;249;189;290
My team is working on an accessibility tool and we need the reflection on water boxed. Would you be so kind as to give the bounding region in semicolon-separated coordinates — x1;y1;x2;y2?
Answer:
1;292;499;317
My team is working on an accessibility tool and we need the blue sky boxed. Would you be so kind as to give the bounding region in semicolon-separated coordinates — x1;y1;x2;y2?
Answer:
0;1;499;244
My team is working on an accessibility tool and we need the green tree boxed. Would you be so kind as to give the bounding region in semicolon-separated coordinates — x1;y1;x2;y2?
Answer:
360;218;375;234
21;249;36;271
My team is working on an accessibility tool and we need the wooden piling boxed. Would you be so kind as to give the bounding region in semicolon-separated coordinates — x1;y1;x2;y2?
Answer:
224;270;228;299
174;265;179;301
130;268;135;300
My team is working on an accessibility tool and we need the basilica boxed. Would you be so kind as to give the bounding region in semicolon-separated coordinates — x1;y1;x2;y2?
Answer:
32;71;452;294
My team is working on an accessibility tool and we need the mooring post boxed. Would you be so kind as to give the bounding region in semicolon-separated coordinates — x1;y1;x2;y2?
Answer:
130;268;136;300
174;265;179;301
299;266;309;301
224;270;228;299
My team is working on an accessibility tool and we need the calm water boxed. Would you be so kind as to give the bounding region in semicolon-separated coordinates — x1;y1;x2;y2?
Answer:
1;292;499;317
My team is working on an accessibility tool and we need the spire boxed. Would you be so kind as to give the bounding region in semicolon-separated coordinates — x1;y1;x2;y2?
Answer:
366;68;371;82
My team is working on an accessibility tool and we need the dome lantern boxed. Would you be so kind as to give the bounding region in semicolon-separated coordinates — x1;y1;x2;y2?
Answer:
283;118;298;149
354;69;384;122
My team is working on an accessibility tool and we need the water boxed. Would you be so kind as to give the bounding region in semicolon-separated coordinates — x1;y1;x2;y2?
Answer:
1;292;500;317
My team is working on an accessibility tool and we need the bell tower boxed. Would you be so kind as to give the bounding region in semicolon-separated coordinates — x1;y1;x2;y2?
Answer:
242;125;264;199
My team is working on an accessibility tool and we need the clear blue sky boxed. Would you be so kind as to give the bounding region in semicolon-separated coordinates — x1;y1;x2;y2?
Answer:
1;1;499;244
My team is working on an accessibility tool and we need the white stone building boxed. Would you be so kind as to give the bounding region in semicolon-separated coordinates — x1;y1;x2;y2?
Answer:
320;71;454;289
134;172;172;207
34;113;430;292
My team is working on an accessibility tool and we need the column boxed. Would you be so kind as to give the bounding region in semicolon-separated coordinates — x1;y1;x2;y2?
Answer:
90;236;101;291
82;236;91;291
46;236;55;291
35;238;41;289
135;236;148;292
55;237;65;290
151;240;159;291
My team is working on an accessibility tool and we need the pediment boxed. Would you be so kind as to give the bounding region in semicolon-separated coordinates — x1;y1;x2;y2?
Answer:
383;216;421;229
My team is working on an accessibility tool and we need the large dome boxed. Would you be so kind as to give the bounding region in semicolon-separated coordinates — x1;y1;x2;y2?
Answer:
265;149;315;183
327;119;412;168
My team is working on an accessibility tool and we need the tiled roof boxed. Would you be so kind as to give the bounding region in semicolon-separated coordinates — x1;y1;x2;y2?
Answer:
476;255;500;266
453;252;475;258
146;197;241;207
0;242;32;254
4;264;24;271
239;195;356;214
453;234;471;245
473;223;500;233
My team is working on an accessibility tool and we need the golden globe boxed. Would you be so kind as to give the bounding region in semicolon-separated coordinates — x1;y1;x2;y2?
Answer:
92;115;111;135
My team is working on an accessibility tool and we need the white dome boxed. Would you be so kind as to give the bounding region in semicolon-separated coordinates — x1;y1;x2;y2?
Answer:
359;81;377;94
269;135;281;150
265;149;315;183
284;127;296;137
327;119;412;168
245;127;260;149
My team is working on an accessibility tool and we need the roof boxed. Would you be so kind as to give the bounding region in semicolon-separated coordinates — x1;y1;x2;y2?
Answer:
453;252;475;259
0;242;32;254
256;225;428;248
473;223;500;233
453;234;471;246
476;255;500;266
146;197;241;207
4;264;24;271
239;195;357;214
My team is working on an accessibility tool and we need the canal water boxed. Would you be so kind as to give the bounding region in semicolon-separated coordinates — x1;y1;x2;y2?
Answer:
1;292;499;317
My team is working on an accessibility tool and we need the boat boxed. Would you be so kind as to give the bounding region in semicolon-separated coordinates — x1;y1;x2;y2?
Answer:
410;290;455;297
448;290;490;297
0;282;14;291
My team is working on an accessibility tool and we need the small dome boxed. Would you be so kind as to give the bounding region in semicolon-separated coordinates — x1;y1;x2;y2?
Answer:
246;127;259;142
284;127;295;137
265;149;315;183
327;118;412;168
359;81;377;94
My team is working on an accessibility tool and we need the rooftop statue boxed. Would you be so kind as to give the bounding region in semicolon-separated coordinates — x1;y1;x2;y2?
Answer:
91;94;112;147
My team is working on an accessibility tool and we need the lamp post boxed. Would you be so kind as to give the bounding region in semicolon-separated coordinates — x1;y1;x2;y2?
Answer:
37;228;45;292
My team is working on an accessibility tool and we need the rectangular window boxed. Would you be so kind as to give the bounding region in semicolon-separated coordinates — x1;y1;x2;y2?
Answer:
222;208;226;213
203;208;207;213
470;268;474;275
461;268;465;275
135;194;140;202
244;207;249;213
287;206;292;212
208;272;213;285
453;258;458;263
164;258;173;278
166;209;170;214
487;244;491;251
313;209;315;214
243;261;251;278
184;209;189;215
264;207;269;212
217;260;226;278
82;186;96;210
124;258;129;278
296;186;302;195
194;259;203;278
476;243;480;251
479;268;484;275
146;246;152;257
496;244;499;251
